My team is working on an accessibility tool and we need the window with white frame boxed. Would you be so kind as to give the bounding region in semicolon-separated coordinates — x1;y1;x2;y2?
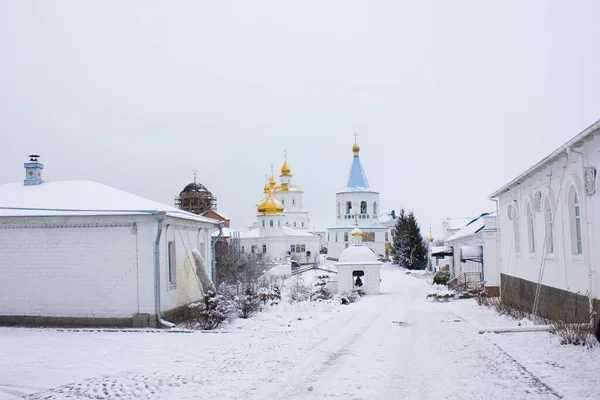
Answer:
262;244;267;254
544;197;554;254
570;189;583;255
373;201;378;216
262;220;265;227
527;204;535;253
290;244;295;253
270;220;273;227
168;240;177;286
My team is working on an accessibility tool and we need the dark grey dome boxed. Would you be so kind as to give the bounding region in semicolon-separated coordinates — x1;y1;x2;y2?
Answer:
182;182;209;193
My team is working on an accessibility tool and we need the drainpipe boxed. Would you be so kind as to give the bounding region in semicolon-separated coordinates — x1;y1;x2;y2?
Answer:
211;221;225;285
567;147;596;322
154;211;176;328
491;197;501;292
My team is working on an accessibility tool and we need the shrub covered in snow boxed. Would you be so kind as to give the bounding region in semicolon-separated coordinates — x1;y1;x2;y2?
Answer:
285;275;313;303
311;275;333;302
433;270;450;285
188;291;238;330
339;288;365;305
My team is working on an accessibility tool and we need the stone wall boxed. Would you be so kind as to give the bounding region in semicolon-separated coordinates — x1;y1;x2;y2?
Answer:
500;274;594;323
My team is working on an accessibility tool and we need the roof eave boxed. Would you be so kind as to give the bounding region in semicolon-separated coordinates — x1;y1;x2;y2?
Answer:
489;119;600;199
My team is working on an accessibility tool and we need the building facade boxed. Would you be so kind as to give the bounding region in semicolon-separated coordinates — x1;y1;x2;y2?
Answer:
239;157;319;262
327;140;392;260
0;156;218;327
490;120;600;324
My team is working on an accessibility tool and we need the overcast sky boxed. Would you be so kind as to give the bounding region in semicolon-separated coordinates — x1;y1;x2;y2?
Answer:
1;1;599;237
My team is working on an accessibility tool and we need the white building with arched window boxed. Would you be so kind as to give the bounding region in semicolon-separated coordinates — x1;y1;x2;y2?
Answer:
327;140;393;260
490;119;600;325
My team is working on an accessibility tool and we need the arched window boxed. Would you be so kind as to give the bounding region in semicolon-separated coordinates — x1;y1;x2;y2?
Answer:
292;198;296;206
282;199;285;205
346;201;352;214
278;219;281;227
270;220;273;227
512;202;520;253
262;220;265;227
527;204;535;253
360;201;367;214
569;189;583;255
373;202;378;216
337;202;340;216
544;197;554;254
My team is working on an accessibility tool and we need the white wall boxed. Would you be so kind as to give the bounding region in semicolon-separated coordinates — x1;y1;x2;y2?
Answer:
0;214;214;319
327;228;390;259
496;137;600;299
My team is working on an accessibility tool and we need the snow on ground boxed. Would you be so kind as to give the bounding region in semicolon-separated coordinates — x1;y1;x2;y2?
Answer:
1;265;599;400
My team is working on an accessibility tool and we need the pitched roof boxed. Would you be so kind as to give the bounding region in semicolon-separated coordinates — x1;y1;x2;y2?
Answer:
489;118;600;198
0;180;218;224
344;155;372;192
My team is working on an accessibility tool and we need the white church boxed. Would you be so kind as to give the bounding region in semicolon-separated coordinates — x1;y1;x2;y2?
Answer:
327;140;393;260
239;157;320;262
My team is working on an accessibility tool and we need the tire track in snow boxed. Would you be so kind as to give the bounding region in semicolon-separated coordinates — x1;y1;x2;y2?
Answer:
452;312;564;399
257;298;388;400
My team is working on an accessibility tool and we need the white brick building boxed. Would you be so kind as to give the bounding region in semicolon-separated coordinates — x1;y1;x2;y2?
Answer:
0;156;218;327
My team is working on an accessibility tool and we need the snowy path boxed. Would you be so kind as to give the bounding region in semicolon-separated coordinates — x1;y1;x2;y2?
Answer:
1;265;597;399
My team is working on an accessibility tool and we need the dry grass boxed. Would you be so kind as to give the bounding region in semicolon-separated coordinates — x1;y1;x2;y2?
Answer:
484;294;598;347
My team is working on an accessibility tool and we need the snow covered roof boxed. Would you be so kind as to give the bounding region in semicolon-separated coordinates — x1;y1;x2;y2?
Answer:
443;217;474;231
490;118;600;198
431;246;453;256
337;244;379;263
445;213;493;243
0;180;219;224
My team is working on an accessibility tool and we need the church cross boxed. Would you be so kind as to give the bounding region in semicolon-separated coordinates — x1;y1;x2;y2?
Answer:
353;211;359;226
354;132;358;143
284;148;287;159
192;168;198;184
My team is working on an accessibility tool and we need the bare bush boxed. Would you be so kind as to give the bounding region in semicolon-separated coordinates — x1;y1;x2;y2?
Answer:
487;297;530;321
286;275;312;303
216;251;268;287
550;320;598;348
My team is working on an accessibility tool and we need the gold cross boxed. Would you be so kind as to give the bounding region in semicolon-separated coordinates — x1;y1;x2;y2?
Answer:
353;211;359;226
284;148;287;159
354;132;358;142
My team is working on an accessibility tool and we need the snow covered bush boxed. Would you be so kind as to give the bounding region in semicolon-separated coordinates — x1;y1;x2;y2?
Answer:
187;291;238;330
236;287;263;319
311;275;333;301
285;275;312;303
433;270;450;285
339;288;364;305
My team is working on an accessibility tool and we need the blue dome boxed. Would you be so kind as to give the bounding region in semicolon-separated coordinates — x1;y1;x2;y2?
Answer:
182;182;208;193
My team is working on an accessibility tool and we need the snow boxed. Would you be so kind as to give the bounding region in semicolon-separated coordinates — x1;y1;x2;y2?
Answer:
445;213;493;242
1;265;598;400
338;244;378;262
0;180;217;224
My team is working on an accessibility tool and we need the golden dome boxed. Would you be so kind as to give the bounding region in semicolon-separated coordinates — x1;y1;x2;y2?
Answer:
269;175;276;188
351;227;363;237
257;188;284;215
281;159;291;176
263;182;269;193
352;139;360;156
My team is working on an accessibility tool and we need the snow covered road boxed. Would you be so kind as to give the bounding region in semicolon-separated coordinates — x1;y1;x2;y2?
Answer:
1;265;598;399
